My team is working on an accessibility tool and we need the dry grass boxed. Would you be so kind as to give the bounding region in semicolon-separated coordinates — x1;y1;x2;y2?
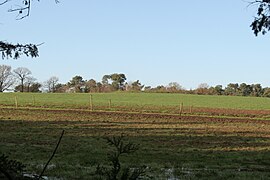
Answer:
1;107;270;179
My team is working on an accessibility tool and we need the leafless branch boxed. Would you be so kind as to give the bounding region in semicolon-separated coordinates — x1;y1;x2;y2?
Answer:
38;130;65;180
0;0;10;6
8;0;30;20
245;0;270;8
3;0;60;20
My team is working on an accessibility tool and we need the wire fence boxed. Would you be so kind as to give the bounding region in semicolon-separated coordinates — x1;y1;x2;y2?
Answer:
1;94;270;118
0;94;199;116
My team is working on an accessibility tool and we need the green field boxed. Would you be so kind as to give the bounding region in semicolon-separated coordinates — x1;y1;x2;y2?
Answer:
1;92;270;111
2;93;270;179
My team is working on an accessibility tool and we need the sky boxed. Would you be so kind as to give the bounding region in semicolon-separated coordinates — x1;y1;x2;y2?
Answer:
0;0;269;89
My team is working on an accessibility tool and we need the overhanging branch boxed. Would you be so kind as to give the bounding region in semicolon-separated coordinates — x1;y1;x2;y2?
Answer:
0;0;10;6
248;0;270;35
5;0;60;19
0;41;40;59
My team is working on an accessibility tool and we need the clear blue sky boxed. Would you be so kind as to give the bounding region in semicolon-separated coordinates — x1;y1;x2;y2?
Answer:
0;0;269;89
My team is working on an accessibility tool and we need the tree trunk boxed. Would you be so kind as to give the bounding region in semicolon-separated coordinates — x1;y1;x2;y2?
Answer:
21;79;24;92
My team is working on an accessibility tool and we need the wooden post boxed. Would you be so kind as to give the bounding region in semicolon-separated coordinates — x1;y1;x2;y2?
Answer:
109;99;112;110
15;96;18;108
89;94;93;111
179;102;183;116
190;105;193;114
32;95;35;106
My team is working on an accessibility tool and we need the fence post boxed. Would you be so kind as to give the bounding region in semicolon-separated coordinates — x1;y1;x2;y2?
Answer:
190;105;193;114
32;95;35;106
179;102;183;116
89;94;93;111
109;99;111;110
15;96;18;108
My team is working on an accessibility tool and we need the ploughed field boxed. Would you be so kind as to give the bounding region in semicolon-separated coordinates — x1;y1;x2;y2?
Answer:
1;93;270;179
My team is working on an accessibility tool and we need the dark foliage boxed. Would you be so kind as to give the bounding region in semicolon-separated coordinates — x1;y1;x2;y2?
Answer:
14;83;42;93
0;41;39;59
0;130;64;180
1;0;59;20
1;0;59;60
95;136;147;180
250;0;270;35
0;154;26;179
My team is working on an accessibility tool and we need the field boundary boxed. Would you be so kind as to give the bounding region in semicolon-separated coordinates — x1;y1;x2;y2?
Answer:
1;105;270;122
2;92;270;119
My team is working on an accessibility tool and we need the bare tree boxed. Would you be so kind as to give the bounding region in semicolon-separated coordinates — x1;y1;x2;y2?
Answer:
44;76;59;93
196;83;210;95
13;67;32;92
0;65;14;92
167;82;184;92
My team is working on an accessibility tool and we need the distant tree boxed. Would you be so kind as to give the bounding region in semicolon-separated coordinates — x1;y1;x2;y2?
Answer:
155;85;167;93
224;83;239;96
68;76;83;86
25;76;36;92
44;83;67;93
126;80;144;92
110;73;127;90
14;83;41;92
53;83;67;93
44;76;59;93
249;0;270;36
13;67;32;92
167;82;183;93
263;87;270;97
102;75;110;85
102;73;127;91
14;85;23;92
30;83;42;92
214;85;224;95
144;86;151;92
85;79;98;93
196;83;209;95
0;65;14;92
251;84;263;97
239;83;252;96
68;75;85;92
101;75;112;92
207;87;215;95
96;82;103;93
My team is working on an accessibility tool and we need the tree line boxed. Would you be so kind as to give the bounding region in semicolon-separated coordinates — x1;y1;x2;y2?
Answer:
1;64;270;97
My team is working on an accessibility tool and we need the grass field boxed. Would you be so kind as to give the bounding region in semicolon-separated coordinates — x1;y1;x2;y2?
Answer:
1;93;270;179
1;92;270;112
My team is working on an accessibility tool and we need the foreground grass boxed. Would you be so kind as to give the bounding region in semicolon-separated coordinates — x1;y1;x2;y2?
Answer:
1;108;270;179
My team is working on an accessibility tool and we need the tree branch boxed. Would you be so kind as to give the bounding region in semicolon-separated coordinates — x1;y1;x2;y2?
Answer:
249;0;270;35
4;0;60;19
0;41;40;59
0;0;10;6
8;0;31;20
38;130;65;180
